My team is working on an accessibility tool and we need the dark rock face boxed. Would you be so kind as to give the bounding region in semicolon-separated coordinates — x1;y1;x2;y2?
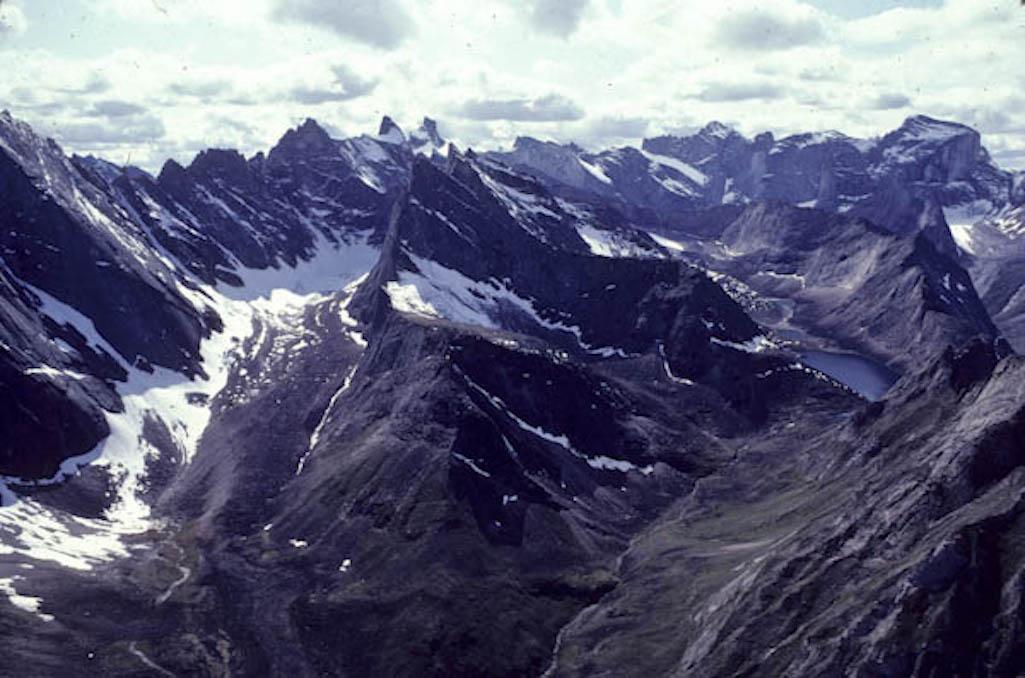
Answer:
1012;172;1025;207
0;360;109;478
869;116;989;187
643;121;757;204
545;339;1025;677
353;154;804;418
974;250;1025;352
0;112;212;377
2;109;1025;678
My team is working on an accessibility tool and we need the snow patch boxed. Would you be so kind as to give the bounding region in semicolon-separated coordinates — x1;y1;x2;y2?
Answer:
578;158;612;185
452;453;491;478
641;150;708;187
658;342;695;386
710;335;777;354
477;169;560;223
576;224;659;259
650;233;686;252
384;280;441;318
298;363;358;475
23;365;88;381
0;577;53;622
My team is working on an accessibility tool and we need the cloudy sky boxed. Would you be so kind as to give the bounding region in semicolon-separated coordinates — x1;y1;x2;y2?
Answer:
1;0;1022;172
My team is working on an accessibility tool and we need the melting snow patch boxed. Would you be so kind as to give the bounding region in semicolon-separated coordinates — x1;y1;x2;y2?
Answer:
588;456;655;474
452;453;491;478
23;365;88;381
579;158;612;185
710;335;776;354
12;280;251;533
27;283;122;363
219;232;379;302
0;577;53;622
650;234;686;252
383;254;631;359
757;271;806;288
658;343;695;386
298;364;359;475
640;150;708;186
576;224;656;259
0;498;130;571
948;222;976;254
385;281;441;318
942;202;998;255
384;253;542;331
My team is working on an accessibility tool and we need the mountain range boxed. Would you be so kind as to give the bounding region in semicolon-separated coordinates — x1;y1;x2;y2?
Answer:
1;107;1024;676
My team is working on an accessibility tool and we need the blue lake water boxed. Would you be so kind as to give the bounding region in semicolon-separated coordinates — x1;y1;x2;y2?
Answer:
800;350;900;401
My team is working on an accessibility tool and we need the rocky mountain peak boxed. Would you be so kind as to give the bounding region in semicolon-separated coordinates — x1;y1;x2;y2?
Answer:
377;115;405;144
870;114;987;187
408;117;447;159
899;114;975;140
71;154;124;186
297;116;328;136
700;120;738;139
0;108;25;136
512;135;547;151
267;117;335;161
186;148;250;180
156;157;188;187
0;107;56;166
420;116;442;146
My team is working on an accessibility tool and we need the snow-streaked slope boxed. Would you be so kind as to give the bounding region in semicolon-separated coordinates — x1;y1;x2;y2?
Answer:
0;232;381;613
384;251;632;357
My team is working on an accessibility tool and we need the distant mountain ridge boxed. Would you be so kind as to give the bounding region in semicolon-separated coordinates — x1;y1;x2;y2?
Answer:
486;113;1025;353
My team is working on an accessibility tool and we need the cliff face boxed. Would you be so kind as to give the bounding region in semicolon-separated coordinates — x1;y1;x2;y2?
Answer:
1012;171;1025;207
870;115;984;184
